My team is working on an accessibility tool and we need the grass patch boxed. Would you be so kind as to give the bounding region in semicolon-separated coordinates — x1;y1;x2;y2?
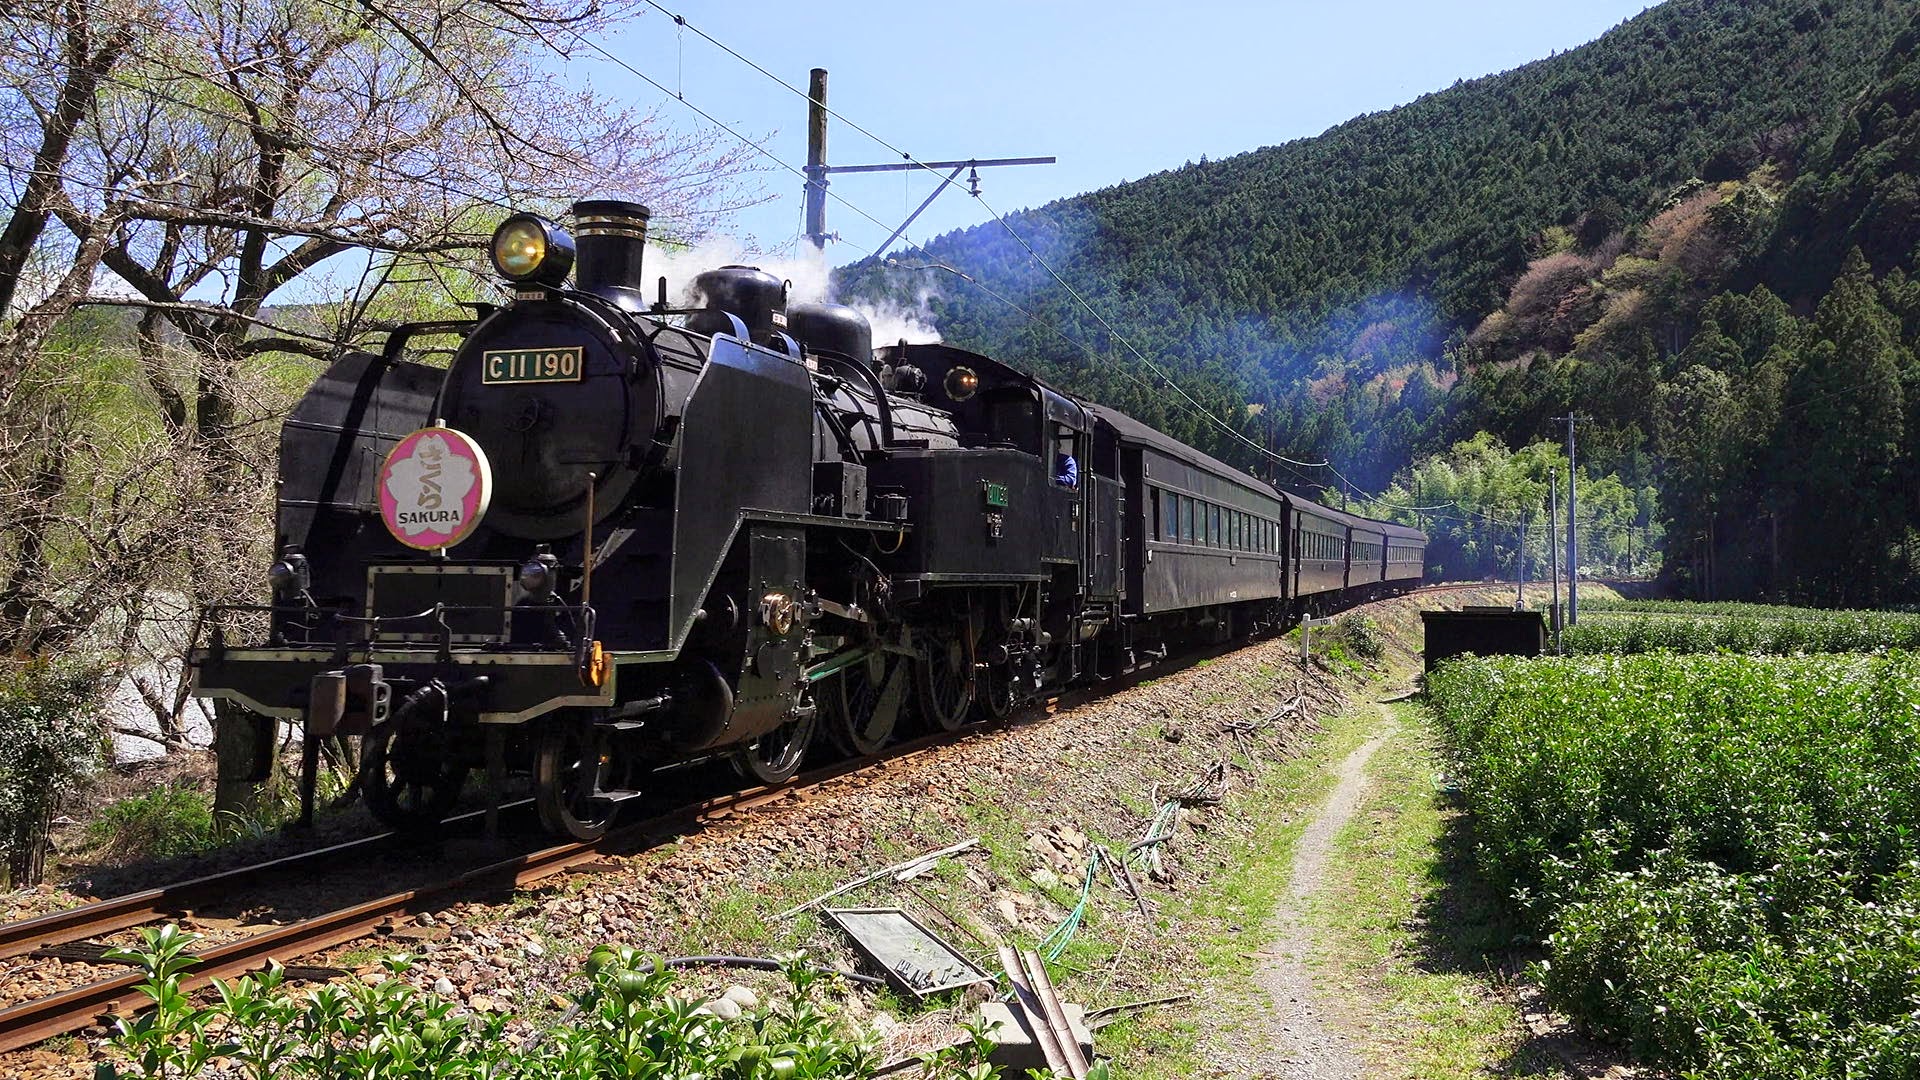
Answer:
84;782;226;861
1111;700;1380;1079
1308;703;1571;1078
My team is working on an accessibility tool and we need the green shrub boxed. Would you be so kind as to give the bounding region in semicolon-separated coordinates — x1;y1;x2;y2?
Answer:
85;771;339;863
85;782;223;862
96;923;1054;1079
1564;604;1920;654
0;658;102;884
1330;614;1387;661
1427;652;1920;1078
1580;598;1854;619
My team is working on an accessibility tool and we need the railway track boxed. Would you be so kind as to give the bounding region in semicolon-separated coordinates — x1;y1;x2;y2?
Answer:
0;728;970;1054
0;581;1480;1055
0;801;539;965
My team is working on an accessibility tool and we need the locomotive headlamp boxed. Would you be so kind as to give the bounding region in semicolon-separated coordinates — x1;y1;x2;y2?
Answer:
267;552;310;597
944;365;980;402
519;555;554;597
490;214;575;287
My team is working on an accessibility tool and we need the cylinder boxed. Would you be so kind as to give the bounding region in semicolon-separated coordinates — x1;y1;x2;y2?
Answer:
571;199;650;294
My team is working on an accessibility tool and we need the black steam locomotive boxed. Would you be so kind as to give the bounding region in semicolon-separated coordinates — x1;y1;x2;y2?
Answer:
190;199;1425;839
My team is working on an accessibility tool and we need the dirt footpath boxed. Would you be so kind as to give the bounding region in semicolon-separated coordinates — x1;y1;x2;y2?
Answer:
1245;702;1399;1079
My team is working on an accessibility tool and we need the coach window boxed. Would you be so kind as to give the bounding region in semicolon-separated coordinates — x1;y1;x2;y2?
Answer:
1209;505;1221;547
1183;498;1195;545
1159;490;1173;541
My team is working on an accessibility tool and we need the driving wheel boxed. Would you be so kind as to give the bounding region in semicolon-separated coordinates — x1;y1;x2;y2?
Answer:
823;648;909;756
733;696;819;784
916;623;974;732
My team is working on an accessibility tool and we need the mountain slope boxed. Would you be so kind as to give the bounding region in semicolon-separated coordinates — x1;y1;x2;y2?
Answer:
839;0;1910;480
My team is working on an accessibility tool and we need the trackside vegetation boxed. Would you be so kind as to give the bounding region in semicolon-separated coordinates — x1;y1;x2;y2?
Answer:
97;924;1079;1080
1427;653;1920;1078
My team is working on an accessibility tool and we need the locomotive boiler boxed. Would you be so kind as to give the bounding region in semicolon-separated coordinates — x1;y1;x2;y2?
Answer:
190;198;1425;839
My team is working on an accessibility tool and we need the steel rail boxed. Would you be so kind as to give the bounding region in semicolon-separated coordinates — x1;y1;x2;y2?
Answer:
0;802;531;962
0;730;969;1053
0;577;1458;1053
3;579;1464;970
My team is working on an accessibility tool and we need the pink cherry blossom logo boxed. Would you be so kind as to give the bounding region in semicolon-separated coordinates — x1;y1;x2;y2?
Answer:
379;427;493;550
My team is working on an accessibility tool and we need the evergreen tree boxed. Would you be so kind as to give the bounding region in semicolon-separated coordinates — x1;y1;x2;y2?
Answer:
1785;250;1909;601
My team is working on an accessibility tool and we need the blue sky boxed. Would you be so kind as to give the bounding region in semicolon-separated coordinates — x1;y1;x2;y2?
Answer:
581;1;1657;260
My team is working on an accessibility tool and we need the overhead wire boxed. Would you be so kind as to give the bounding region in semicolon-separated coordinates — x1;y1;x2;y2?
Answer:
624;2;1330;475
528;7;1649;560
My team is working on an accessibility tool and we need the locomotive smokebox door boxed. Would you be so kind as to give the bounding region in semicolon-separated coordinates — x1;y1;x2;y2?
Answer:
814;461;868;518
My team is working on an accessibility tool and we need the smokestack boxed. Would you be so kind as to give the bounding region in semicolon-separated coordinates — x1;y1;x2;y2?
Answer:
571;199;650;295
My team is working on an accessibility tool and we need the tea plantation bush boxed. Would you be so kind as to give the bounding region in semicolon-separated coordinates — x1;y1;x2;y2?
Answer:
1580;598;1851;619
97;924;1069;1080
1563;606;1920;654
1427;653;1920;1077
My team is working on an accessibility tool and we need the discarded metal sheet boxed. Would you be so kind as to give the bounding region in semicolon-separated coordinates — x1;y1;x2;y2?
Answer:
824;907;992;999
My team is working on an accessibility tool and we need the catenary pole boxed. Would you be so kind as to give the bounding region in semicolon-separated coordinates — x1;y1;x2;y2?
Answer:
1517;517;1527;609
1560;415;1580;625
1549;469;1561;646
804;68;829;250
800;67;1051;255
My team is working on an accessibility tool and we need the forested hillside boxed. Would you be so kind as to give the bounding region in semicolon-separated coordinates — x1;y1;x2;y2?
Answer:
1452;19;1920;605
840;0;1920;601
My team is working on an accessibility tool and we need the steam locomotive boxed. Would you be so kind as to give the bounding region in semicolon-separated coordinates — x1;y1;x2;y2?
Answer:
189;199;1426;839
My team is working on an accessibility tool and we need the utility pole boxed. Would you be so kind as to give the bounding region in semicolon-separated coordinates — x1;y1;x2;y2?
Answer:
1708;512;1717;601
1549;470;1561;646
1516;517;1528;609
804;68;829;251
1770;512;1780;596
801;67;1053;256
1554;415;1585;625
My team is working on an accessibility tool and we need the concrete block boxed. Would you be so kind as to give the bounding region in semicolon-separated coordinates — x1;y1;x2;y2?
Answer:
979;1001;1094;1073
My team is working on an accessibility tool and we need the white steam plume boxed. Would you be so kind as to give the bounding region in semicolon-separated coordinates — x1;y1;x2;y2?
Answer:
644;239;941;345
